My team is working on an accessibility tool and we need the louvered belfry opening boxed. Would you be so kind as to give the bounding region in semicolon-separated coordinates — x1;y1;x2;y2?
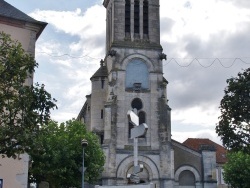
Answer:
125;0;131;34
143;0;149;35
125;0;149;40
134;0;140;37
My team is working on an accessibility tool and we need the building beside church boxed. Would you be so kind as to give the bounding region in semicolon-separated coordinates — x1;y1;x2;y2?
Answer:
0;0;47;187
77;0;229;188
181;138;228;188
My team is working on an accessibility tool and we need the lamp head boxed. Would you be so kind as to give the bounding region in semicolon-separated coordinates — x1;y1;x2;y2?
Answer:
81;139;88;148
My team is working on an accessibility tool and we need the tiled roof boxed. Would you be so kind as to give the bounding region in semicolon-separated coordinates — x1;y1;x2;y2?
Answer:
183;138;227;164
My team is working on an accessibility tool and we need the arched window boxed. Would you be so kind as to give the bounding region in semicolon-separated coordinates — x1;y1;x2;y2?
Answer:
126;59;149;90
143;0;149;35
129;98;143;138
179;170;195;186
129;99;147;138
125;0;131;35
134;0;140;35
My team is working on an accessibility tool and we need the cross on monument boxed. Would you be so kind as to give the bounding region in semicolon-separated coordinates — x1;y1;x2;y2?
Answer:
127;109;148;184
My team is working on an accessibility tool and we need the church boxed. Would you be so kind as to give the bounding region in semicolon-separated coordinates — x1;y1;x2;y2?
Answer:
76;0;227;188
0;0;228;188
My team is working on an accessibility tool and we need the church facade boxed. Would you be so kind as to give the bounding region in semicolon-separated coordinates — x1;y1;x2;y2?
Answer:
77;1;227;188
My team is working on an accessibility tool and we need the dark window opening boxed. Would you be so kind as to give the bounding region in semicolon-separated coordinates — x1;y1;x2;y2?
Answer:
125;0;131;34
143;0;149;35
101;79;105;89
131;98;143;111
101;109;104;119
100;134;104;144
128;122;133;138
134;0;140;34
139;111;146;124
140;180;146;184
138;111;146;138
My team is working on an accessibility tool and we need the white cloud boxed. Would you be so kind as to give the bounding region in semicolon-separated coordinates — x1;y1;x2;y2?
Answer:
52;112;77;123
30;5;105;37
172;105;220;127
31;4;106;58
63;82;91;100
36;40;62;55
54;59;72;67
161;0;250;43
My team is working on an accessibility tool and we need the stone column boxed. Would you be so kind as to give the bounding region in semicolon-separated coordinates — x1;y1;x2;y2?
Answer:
104;105;112;141
102;102;117;186
140;0;143;40
201;146;217;188
130;0;134;41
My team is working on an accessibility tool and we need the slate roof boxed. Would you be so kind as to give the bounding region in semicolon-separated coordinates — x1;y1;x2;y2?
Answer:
90;64;108;80
163;76;169;84
183;138;227;164
0;0;47;38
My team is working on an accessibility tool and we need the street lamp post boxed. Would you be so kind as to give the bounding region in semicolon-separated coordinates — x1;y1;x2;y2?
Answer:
81;139;88;188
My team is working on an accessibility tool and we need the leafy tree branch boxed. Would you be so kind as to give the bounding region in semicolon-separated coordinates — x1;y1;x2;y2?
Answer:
0;32;57;158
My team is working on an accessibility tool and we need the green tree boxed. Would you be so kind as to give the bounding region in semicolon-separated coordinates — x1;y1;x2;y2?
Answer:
0;32;57;158
223;151;250;188
29;120;105;188
216;67;250;153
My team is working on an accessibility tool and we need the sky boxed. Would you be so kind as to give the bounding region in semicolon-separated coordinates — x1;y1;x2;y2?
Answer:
5;0;250;144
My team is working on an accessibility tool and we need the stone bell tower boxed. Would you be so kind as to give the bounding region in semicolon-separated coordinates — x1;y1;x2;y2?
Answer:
78;0;174;187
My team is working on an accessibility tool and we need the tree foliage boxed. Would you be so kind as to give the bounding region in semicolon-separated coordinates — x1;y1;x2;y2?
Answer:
223;151;250;188
0;32;57;157
29;120;105;187
216;68;250;153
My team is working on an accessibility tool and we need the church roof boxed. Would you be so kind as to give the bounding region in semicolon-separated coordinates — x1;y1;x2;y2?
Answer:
76;95;91;121
103;0;110;8
183;138;227;164
163;76;169;84
90;61;108;80
0;0;47;38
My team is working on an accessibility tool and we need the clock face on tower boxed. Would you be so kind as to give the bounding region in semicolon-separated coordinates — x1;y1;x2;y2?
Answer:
125;59;149;90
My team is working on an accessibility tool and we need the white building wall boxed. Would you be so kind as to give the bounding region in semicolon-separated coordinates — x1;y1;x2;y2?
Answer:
0;23;37;85
0;13;45;188
0;154;29;188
